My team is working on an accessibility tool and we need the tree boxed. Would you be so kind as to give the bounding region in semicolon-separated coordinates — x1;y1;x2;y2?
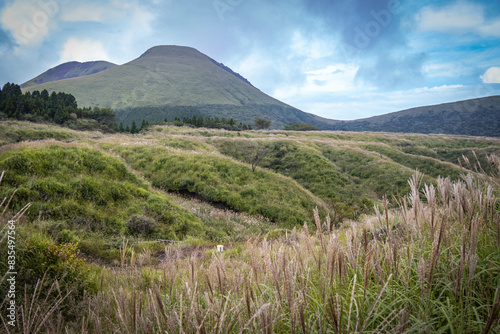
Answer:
118;123;124;132
131;121;138;134
239;142;269;172
53;107;70;124
254;117;272;130
284;122;318;131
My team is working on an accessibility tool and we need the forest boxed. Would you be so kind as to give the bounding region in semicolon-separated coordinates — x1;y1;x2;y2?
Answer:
0;82;116;132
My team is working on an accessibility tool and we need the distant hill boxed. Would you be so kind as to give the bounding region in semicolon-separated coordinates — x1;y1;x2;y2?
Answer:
23;45;323;128
21;61;117;88
326;95;500;137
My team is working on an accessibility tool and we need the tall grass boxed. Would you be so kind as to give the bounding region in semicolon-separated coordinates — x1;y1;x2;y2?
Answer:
69;158;499;333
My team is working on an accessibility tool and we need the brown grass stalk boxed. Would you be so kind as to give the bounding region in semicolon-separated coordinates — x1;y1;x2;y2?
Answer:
359;273;392;334
427;215;446;289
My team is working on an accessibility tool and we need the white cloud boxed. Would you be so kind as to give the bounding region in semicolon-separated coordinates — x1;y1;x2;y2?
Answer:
60;1;154;28
60;5;107;22
422;63;466;78
58;1;155;64
415;1;500;37
59;38;109;63
0;0;61;45
273;64;364;101
479;21;500;37
290;31;334;60
481;67;500;84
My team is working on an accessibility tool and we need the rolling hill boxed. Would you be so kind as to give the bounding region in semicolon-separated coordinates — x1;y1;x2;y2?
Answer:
23;45;323;129
324;95;500;137
21;60;117;88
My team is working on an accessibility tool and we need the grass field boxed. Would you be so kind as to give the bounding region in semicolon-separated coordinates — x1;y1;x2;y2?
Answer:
0;121;499;332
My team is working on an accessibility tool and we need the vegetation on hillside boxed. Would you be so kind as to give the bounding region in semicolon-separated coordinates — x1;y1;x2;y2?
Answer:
254;117;272;129
329;95;500;137
109;143;328;227
0;144;207;260
1;153;499;332
0;121;499;332
171;115;252;131
284;122;319;131
0;121;86;146
1;82;116;132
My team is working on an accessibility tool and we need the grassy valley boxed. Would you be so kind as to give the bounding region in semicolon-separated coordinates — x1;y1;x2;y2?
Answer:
0;121;499;332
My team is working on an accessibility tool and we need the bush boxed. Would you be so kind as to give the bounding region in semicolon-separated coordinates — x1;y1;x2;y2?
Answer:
127;214;157;236
0;231;97;307
284;122;318;131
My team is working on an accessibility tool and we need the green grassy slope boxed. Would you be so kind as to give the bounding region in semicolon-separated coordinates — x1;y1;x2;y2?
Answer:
0;121;86;145
107;143;329;228
0;143;207;258
2;121;499;238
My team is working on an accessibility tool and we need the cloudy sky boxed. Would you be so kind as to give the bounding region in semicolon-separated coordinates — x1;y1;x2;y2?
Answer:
1;0;500;120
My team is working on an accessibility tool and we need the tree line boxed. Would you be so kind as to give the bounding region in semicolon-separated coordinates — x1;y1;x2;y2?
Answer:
1;82;318;133
0;82;116;131
118;116;255;133
173;115;253;131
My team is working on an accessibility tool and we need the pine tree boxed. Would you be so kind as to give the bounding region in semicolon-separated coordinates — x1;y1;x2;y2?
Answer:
131;121;138;134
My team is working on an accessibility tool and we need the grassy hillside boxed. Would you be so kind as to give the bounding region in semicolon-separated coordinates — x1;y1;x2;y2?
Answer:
0;121;499;249
0;121;87;146
105;143;329;228
1;123;499;332
330;95;500;137
21;60;117;88
0;143;209;258
23;46;323;129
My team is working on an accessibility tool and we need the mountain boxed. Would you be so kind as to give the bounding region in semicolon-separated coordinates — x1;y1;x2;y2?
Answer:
327;95;500;137
21;60;117;88
21;46;500;136
23;45;323;128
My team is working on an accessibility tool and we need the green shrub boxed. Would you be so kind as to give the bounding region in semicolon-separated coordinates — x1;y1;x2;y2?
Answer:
127;214;157;236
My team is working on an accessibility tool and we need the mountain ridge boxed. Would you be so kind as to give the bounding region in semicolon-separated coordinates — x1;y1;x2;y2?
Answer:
21;60;118;88
328;95;500;137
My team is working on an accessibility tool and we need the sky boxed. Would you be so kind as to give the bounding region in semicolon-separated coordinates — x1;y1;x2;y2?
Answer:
1;0;500;120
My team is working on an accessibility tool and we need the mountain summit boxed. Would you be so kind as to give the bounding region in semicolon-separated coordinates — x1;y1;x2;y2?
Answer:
24;45;320;128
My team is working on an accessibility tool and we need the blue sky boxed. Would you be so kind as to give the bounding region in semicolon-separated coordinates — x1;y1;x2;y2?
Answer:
1;0;500;120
